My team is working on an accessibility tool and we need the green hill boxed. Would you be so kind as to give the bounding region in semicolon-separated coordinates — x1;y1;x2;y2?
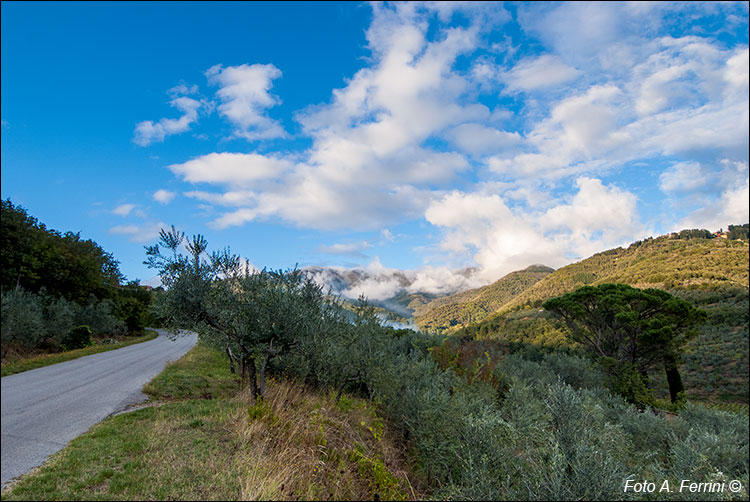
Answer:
499;234;749;313
456;232;750;404
414;265;554;333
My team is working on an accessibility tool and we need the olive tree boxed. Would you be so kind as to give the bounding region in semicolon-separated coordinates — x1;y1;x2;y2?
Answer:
145;226;339;400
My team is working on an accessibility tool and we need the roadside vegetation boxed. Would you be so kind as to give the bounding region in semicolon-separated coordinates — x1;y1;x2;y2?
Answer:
1;199;159;364
0;330;158;377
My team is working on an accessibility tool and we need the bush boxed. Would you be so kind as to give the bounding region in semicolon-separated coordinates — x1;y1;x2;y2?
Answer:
1;287;46;357
61;325;93;350
75;295;125;336
40;292;79;348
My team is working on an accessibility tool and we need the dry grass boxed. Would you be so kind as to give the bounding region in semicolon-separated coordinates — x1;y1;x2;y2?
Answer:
233;379;419;500
2;344;423;501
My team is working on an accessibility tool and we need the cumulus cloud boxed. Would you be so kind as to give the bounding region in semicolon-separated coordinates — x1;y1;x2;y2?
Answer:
446;123;521;155
426;177;646;282
172;3;491;231
134;85;207;146
206;63;286;140
153;189;176;204
168;152;291;186
675;181;750;232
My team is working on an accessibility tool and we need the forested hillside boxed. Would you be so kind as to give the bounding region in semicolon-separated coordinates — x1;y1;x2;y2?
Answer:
1;199;156;360
414;265;554;333
501;233;748;313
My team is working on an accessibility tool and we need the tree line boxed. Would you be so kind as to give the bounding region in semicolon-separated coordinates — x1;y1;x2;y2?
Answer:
1;199;155;358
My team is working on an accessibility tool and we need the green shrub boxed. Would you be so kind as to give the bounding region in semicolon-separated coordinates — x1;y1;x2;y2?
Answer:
61;325;93;351
75;296;125;336
1;287;46;356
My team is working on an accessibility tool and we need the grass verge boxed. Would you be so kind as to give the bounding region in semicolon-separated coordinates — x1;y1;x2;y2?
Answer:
1;344;422;501
1;330;159;377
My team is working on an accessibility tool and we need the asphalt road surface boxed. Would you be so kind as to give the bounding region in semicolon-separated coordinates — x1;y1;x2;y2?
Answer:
1;329;197;487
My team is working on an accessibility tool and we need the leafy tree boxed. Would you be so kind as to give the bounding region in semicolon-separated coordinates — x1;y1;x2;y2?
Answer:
75;295;125;336
1;198;123;302
675;228;714;240
543;283;707;404
728;223;749;240
112;281;154;334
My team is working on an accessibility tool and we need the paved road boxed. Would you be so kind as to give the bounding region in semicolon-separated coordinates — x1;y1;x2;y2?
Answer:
1;329;197;487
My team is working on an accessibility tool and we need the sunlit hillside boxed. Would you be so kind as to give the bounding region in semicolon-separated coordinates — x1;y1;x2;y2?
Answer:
414;265;554;333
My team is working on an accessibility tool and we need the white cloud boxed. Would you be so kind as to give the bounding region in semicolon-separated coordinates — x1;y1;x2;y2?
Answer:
342;275;404;301
381;229;395;241
540;177;642;259
206;63;286;140
154;1;747;284
317;241;373;256
493;34;748;186
134;85;206;146
406;266;484;295
168;152;291;186
501;54;580;92
178;3;489;231
113;203;136;217
152;189;176;204
675;181;750;232
211;208;258;230
426;178;645;282
184;190;256;206
109;222;167;243
168;83;199;97
446;123;521;155
112;203;146;218
659;162;708;193
308;257;486;301
725;48;749;87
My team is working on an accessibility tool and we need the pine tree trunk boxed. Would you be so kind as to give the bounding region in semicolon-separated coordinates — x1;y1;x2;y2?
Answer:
664;354;684;403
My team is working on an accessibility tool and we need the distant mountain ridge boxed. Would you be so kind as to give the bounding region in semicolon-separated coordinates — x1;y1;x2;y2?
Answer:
304;265;480;318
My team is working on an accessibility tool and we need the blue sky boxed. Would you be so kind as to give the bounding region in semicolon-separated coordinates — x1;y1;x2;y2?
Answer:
2;1;748;293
